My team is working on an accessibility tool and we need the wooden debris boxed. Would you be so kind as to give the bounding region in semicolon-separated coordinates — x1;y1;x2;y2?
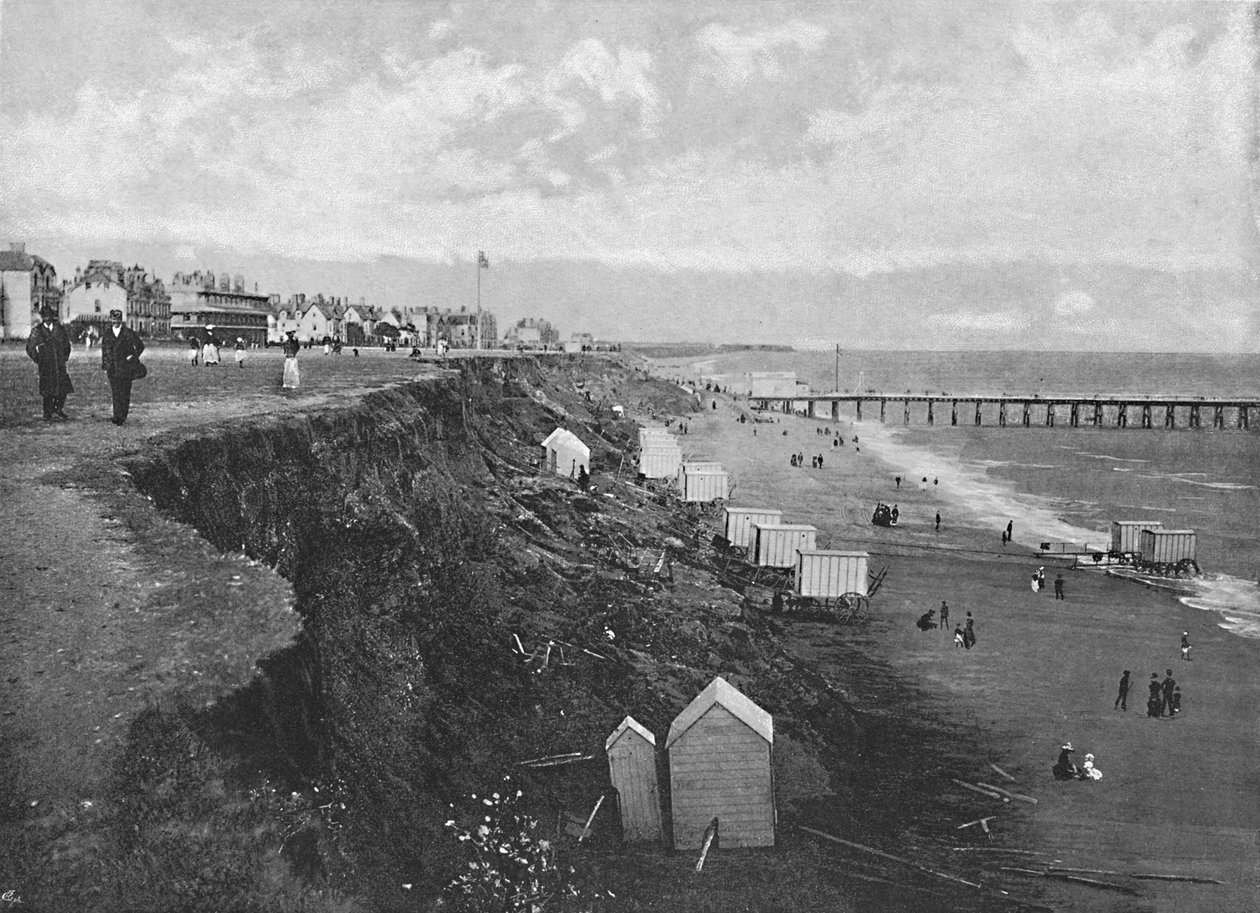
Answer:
1000;867;1141;896
976;782;1038;805
1047;866;1122;877
1000;866;1047;877
950;778;1009;801
989;763;1017;782
798;826;981;889
695;817;718;873
1130;872;1224;885
956;816;997;831
516;752;597;769
577;795;604;842
954;848;1050;856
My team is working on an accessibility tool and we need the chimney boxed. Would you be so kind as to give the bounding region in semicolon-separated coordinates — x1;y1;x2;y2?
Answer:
9;242;25;253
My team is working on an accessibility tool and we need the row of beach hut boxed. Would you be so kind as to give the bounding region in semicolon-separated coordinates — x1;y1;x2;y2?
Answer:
722;506;871;605
637;425;730;502
606;676;776;849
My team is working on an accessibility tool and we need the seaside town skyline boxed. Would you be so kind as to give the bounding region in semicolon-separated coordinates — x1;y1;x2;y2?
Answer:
2;1;1258;350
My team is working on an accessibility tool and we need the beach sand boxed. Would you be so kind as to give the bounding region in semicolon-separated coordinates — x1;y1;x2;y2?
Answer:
663;375;1259;913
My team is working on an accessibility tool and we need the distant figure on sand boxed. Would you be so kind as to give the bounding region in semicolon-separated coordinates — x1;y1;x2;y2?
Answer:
1171;686;1182;715
953;625;965;648
935;512;941;532
234;338;246;368
916;609;936;632
939;600;949;630
1181;631;1192;661
1147;674;1162;717
1114;671;1130;711
282;330;301;389
1161;670;1176;716
1054;574;1064;600
188;338;200;366
1030;571;1039;593
1052;742;1079;780
1006;520;1014;542
963;615;976;649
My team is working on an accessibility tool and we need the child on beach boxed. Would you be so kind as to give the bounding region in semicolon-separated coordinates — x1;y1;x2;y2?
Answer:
1181;631;1192;660
953;626;965;648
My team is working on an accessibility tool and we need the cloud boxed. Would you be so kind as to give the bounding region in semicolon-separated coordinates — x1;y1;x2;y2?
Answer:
428;19;454;41
545;39;661;136
1053;290;1095;317
693;20;828;88
925;310;1031;333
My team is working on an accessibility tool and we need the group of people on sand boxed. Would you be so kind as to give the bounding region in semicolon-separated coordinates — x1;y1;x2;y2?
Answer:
872;502;898;526
789;451;826;469
916;601;976;649
1053;742;1103;781
1116;667;1183;718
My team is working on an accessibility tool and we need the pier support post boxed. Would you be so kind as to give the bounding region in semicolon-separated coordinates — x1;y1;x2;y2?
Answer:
1241;406;1249;430
880;399;887;423
999;401;1007;427
856;399;862;421
927;401;934;425
1141;404;1152;429
1022;402;1031;427
1070;403;1079;427
1094;403;1104;426
1117;404;1128;428
1213;405;1224;430
1190;404;1200;428
1046;403;1055;427
807;399;816;419
1166;404;1175;429
832;401;840;422
904;401;911;425
951;401;958;426
975;401;982;426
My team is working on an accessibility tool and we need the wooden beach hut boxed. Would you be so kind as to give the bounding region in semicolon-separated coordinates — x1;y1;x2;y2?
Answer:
666;676;775;849
541;427;590;479
721;507;783;551
605;716;663;842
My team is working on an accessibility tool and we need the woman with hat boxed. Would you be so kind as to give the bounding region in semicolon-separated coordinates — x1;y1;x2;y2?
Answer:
25;304;74;422
1052;742;1079;780
234;337;247;369
281;330;300;389
202;326;220;366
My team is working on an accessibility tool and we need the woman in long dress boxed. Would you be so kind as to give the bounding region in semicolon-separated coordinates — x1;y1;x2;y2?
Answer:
202;329;220;366
282;331;300;389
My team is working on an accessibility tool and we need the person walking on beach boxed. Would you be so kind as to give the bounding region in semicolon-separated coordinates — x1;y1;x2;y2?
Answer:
1054;574;1065;600
939;600;949;631
953;625;965;648
187;337;200;366
935;512;941;532
281;330;301;389
1037;567;1046;590
963;614;976;649
1006;520;1014;542
1114;670;1131;711
1161;670;1177;716
100;308;144;426
25;304;74;422
1180;631;1192;661
1030;571;1039;593
1147;674;1163;717
234;337;246;368
895;475;901;488
817;453;823;469
1002;529;1008;546
1171;686;1182;715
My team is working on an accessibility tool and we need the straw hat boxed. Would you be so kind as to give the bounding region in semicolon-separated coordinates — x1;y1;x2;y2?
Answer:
1062;742;1073;751
1084;754;1094;761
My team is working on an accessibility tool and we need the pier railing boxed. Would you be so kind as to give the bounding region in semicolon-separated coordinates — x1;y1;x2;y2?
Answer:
749;394;1256;430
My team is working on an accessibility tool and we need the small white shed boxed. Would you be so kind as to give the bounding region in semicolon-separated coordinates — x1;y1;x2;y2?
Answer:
605;716;663;842
751;523;818;568
667;676;775;849
541;427;590;479
722;508;784;550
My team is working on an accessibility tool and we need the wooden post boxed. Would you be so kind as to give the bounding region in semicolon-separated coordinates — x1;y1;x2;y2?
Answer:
695;817;718;872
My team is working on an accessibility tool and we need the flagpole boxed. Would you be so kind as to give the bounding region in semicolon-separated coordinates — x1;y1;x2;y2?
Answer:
476;255;482;350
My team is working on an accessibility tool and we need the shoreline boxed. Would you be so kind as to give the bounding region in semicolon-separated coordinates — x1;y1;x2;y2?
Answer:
651;361;1260;912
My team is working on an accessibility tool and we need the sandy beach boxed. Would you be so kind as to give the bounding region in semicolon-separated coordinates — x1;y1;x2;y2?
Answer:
654;366;1260;913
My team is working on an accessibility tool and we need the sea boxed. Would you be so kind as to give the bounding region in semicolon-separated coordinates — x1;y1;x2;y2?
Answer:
663;349;1260;641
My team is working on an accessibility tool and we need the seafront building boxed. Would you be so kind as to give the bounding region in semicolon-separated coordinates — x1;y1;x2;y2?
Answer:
503;317;559;349
168;270;273;346
61;260;171;338
0;242;60;341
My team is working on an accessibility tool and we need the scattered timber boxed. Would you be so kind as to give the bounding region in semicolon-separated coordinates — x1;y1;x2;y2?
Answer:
695;818;718;873
577;795;605;843
950;778;1009;801
1130;873;1225;885
976;782;1038;805
989;763;1017;783
1000;866;1141;897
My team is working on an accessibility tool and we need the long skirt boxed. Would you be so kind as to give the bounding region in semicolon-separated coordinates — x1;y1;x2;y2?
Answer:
282;357;300;389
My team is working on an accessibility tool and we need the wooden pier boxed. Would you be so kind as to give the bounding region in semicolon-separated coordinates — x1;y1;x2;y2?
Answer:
750;394;1257;430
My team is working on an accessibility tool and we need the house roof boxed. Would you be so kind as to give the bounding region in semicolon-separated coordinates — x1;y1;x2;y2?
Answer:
665;676;772;749
605;715;656;751
0;250;34;272
542;427;589;455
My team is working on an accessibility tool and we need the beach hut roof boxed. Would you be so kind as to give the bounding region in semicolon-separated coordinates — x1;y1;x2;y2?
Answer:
605;715;656;751
542;427;589;454
665;676;772;749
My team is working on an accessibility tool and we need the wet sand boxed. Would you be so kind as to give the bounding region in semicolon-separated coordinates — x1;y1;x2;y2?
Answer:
663;377;1259;913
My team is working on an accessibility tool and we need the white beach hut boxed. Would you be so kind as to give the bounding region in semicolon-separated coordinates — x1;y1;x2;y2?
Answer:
605;716;663;842
666;676;775;849
541;427;590;479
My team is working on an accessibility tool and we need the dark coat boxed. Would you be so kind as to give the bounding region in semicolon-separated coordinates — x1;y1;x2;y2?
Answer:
25;322;74;397
100;324;146;378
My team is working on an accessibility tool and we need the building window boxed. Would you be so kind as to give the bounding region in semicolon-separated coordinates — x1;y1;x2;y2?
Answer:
94;300;101;313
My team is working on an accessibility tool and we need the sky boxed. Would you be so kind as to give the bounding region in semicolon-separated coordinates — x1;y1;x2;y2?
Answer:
1;0;1258;349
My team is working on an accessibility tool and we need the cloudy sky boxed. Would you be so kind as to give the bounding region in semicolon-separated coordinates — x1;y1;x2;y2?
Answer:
1;0;1258;349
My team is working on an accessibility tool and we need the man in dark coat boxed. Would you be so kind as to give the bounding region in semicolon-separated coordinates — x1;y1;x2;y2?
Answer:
1114;670;1131;711
25;304;73;421
1161;669;1177;717
100;308;145;425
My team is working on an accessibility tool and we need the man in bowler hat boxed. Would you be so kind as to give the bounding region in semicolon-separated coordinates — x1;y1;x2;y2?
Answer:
100;308;145;425
25;304;73;421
